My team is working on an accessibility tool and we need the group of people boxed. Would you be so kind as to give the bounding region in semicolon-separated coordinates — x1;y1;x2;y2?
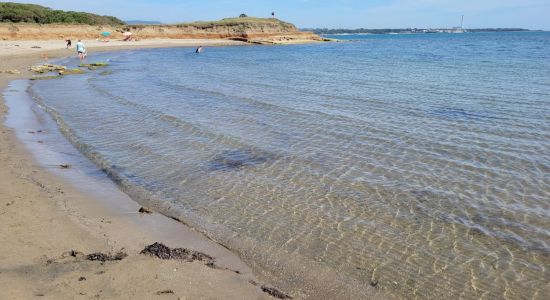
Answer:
66;39;204;61
66;39;87;61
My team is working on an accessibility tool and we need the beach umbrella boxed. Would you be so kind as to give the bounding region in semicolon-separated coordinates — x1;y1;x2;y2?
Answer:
101;31;111;37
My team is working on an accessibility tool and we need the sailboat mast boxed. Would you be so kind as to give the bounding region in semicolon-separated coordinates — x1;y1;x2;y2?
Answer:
461;15;464;30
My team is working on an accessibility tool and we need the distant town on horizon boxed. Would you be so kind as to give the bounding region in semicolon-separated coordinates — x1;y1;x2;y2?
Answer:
122;20;535;34
303;27;535;35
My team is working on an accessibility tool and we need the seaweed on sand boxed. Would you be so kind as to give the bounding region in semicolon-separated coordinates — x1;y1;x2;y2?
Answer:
261;285;292;299
140;242;214;264
86;251;127;262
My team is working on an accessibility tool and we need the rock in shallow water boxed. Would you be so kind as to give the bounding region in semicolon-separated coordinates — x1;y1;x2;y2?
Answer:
208;149;274;171
79;62;109;70
29;64;66;73
30;75;62;80
59;68;85;75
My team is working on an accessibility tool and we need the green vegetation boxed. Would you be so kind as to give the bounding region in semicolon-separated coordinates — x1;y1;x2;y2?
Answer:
99;70;114;76
79;62;109;70
59;68;86;75
0;2;124;25
29;65;92;79
178;17;296;30
79;62;109;67
30;75;62;80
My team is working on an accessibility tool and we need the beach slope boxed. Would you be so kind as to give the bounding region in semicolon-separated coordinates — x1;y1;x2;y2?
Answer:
0;46;277;300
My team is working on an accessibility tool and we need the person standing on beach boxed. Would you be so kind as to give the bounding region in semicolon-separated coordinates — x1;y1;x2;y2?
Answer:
76;40;86;61
66;39;72;49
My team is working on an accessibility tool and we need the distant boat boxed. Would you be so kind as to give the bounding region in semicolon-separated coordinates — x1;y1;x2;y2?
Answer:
451;15;466;33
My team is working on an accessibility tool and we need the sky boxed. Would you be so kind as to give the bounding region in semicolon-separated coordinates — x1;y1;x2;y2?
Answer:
15;0;550;30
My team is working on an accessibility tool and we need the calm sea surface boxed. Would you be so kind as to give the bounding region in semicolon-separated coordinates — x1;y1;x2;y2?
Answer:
30;32;549;298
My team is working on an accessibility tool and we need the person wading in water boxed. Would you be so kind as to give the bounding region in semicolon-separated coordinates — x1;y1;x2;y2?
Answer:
76;40;86;61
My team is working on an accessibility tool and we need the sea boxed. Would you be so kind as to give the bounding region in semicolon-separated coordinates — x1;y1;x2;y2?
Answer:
17;32;550;298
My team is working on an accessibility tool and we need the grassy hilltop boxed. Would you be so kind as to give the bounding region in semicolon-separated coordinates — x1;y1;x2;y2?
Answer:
0;4;321;43
0;2;124;25
183;17;296;30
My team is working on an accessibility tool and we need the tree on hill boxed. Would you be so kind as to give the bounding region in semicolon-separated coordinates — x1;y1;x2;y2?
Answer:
0;2;124;25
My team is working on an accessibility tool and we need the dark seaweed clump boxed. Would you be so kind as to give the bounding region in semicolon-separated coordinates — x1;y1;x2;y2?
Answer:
208;149;274;171
140;242;214;264
138;207;152;214
261;285;292;299
86;252;127;262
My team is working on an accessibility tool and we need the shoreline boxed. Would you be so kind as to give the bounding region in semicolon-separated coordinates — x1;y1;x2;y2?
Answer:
0;38;248;59
1;39;385;299
0;39;279;299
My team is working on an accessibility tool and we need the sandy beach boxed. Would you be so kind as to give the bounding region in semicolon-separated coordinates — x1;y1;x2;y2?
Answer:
0;38;247;57
0;39;279;300
3;2;548;298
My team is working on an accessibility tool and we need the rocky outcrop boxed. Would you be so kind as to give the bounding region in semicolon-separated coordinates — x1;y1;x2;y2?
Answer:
58;68;85;75
79;62;109;70
28;63;99;79
0;17;324;44
29;64;66;73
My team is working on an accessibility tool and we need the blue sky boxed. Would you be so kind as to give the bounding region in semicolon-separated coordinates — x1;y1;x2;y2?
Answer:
19;0;550;29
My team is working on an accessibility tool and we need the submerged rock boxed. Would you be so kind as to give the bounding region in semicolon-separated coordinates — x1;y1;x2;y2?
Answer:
99;70;114;76
208;149;274;171
59;68;85;75
79;62;109;69
30;75;62;80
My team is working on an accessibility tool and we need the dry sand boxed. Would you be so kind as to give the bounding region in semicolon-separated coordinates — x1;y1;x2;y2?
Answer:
0;39;280;300
0;38;247;57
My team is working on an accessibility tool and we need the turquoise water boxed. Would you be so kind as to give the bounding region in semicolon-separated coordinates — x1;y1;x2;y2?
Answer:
30;32;549;298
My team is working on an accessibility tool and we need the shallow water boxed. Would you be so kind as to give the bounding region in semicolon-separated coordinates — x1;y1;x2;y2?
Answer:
29;32;549;298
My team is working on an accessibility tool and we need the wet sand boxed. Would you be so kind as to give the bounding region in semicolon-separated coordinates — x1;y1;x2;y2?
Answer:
0;40;277;300
0;38;247;57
